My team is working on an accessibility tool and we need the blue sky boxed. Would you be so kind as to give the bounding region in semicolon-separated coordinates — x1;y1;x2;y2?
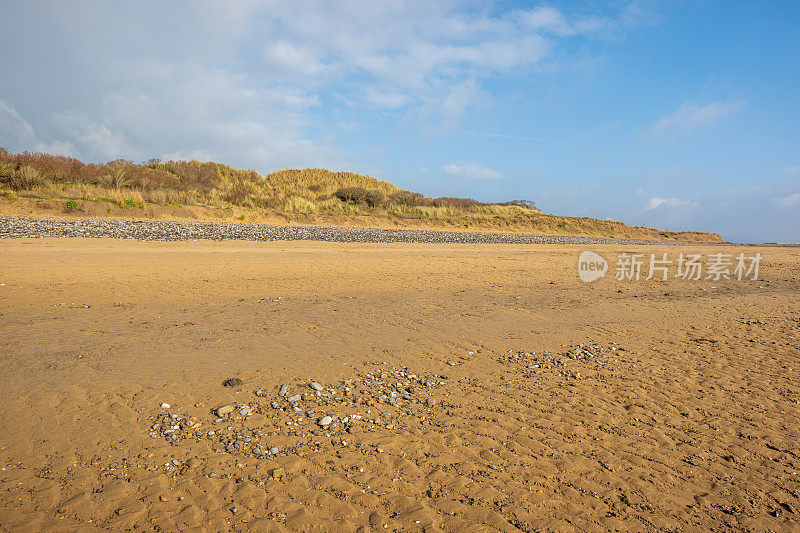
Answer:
1;1;798;242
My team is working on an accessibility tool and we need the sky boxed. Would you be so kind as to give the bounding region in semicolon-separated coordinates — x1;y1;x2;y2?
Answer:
1;1;798;243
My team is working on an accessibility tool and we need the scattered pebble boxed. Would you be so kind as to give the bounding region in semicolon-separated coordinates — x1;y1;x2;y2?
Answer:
215;405;234;417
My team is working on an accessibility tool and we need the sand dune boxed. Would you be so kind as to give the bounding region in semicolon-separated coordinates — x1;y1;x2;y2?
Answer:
0;238;798;531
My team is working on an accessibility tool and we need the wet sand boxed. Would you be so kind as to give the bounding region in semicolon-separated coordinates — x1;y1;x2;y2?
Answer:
0;238;798;531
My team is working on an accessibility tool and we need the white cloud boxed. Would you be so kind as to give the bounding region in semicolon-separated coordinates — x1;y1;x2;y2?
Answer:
0;99;77;157
774;192;800;207
442;164;504;180
644;100;744;142
0;1;651;170
782;166;800;175
644;196;698;210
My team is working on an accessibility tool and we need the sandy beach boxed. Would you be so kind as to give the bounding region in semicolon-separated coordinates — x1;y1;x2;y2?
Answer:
0;238;798;532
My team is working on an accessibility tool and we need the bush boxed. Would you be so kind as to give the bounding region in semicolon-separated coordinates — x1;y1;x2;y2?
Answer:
65;199;78;211
334;186;368;203
497;199;537;209
364;189;385;207
389;190;427;207
100;162;130;189
334;187;385;207
432;197;481;208
5;165;45;190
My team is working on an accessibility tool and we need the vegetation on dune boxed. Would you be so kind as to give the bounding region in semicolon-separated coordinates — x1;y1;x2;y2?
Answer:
0;147;721;241
0;147;538;220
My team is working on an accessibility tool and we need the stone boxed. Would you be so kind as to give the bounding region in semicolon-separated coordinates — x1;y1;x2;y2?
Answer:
310;382;324;391
160;403;171;409
222;377;243;387
215;405;234;417
287;394;302;403
318;415;333;427
270;446;279;455
279;384;289;397
239;406;252;416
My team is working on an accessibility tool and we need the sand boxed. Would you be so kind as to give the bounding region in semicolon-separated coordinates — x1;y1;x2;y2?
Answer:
0;238;798;532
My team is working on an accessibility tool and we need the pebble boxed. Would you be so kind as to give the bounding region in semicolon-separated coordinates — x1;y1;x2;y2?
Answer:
222;378;243;387
215;405;234;417
279;384;289;397
310;382;324;391
160;403;171;409
145;365;447;459
0;215;708;246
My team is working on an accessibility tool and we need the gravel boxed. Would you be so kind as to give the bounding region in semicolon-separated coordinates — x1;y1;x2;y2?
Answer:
0;215;728;245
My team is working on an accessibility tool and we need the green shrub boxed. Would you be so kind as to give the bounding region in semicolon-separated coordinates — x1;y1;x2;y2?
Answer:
65;199;78;211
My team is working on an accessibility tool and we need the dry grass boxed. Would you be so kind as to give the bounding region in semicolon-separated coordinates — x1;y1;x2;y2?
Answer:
0;147;722;241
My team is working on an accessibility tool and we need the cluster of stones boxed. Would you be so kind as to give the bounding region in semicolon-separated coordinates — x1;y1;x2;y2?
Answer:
148;366;446;459
499;344;620;379
0;215;697;245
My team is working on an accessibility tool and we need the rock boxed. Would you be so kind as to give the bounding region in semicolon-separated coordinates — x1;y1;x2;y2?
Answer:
310;382;324;391
318;415;333;427
270;467;286;480
271;401;280;409
215;405;234;417
222;377;243;387
279;384;289;397
160;403;171;409
269;446;279;455
287;394;302;403
239;406;252;416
